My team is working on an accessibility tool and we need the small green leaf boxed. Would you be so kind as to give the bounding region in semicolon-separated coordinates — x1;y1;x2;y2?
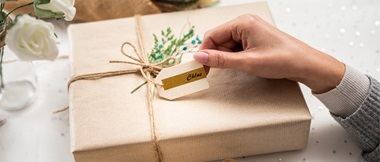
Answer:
168;35;174;40
34;0;65;19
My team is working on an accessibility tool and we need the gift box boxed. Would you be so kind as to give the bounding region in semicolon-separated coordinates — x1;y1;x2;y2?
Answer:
68;2;311;162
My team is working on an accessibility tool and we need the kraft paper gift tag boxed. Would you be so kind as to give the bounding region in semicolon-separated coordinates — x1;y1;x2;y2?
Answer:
156;58;209;100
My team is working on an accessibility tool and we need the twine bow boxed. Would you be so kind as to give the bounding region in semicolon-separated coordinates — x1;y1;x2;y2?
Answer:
109;42;179;87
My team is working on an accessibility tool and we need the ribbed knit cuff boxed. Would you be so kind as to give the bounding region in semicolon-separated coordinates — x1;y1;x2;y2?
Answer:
313;65;370;118
332;77;380;162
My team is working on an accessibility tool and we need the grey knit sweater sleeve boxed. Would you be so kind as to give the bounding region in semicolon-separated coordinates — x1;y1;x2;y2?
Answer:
314;65;380;162
332;77;380;162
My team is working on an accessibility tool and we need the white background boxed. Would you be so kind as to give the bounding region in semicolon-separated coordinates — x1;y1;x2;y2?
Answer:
1;0;379;161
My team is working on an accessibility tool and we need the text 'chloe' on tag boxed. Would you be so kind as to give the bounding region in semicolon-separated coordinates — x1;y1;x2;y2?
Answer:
155;60;209;100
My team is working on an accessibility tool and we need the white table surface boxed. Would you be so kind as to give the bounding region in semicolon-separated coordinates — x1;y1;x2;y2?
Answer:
1;0;379;162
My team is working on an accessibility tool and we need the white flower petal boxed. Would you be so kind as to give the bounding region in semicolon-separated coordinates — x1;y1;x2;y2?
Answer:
5;15;60;61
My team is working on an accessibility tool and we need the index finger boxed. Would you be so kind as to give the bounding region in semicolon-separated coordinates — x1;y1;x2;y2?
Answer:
200;18;242;50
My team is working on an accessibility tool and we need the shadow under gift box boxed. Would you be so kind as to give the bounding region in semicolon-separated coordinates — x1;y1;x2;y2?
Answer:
68;2;311;162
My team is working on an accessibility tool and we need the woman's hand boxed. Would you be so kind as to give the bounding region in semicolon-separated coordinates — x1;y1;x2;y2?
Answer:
194;14;345;94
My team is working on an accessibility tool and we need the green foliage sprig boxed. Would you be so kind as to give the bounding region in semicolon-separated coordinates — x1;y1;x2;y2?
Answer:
131;25;202;94
148;25;202;66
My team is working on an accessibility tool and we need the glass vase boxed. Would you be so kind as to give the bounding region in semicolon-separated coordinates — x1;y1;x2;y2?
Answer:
0;16;38;110
0;55;38;111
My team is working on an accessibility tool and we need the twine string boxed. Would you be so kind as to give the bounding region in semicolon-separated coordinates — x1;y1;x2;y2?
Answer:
67;15;171;162
134;14;164;162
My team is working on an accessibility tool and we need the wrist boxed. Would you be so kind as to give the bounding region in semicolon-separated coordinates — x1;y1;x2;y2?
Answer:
297;49;345;94
314;65;370;117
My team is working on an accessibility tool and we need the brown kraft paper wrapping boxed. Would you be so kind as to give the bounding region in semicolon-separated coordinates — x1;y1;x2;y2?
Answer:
4;0;161;22
68;2;312;162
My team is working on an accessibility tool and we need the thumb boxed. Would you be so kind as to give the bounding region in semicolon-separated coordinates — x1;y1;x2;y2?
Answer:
193;50;240;69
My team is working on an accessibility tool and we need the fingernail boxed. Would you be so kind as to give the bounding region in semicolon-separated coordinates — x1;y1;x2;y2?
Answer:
193;52;209;64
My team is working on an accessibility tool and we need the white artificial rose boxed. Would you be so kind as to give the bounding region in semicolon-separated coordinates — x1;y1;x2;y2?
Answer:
5;15;59;61
35;0;76;21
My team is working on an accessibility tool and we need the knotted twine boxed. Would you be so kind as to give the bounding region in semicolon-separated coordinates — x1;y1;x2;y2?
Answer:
68;15;179;162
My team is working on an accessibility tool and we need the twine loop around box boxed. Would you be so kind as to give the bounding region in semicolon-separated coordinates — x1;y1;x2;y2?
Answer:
67;15;182;162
